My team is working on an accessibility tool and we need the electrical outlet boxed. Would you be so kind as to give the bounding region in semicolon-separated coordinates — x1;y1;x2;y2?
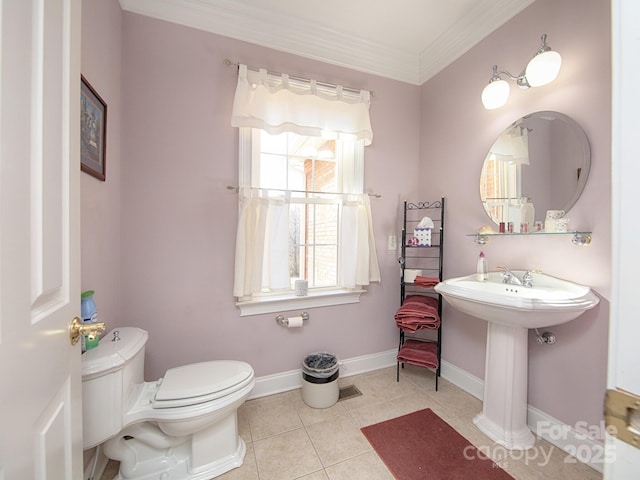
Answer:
388;234;397;251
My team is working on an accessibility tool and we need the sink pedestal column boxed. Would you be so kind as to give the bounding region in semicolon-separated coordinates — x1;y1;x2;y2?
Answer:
473;322;536;450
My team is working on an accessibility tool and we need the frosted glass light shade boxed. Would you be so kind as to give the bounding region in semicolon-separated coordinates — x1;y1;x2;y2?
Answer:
525;50;562;87
481;80;510;110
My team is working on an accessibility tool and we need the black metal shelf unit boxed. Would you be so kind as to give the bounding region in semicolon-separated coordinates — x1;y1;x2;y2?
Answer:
396;198;445;390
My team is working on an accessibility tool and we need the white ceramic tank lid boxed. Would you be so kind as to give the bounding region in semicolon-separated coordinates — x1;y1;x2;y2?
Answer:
155;360;253;401
81;327;149;377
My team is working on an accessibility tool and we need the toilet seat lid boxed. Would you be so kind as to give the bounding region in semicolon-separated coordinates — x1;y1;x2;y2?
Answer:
154;360;253;405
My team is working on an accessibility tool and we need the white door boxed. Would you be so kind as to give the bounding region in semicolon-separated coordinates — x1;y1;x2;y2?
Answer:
0;0;82;478
605;0;640;478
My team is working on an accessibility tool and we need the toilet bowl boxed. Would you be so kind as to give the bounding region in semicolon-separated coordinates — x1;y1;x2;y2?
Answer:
82;327;255;480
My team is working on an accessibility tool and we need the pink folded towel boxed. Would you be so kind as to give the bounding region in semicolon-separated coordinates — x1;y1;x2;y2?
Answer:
413;276;440;288
397;339;438;369
395;295;440;332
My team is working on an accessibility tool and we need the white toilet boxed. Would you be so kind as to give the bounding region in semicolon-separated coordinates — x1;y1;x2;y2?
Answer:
82;327;255;480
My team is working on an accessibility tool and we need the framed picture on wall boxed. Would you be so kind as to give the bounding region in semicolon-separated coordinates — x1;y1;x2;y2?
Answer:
80;75;107;181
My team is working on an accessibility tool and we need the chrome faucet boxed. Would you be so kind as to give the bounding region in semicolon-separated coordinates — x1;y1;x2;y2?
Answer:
500;268;523;286
521;270;534;288
498;267;535;287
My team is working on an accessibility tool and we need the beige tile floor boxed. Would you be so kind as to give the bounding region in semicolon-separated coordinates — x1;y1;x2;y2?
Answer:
101;365;602;480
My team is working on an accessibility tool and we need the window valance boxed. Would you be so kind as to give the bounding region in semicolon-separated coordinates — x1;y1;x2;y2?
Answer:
231;64;373;145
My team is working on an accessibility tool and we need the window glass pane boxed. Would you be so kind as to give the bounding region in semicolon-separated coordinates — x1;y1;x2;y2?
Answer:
311;245;337;287
289;203;338;288
248;129;359;294
314;159;337;192
290;244;305;284
288;157;306;191
314;204;338;244
302;203;315;245
260;131;289;155
288;135;332;159
289;203;305;279
260;153;287;190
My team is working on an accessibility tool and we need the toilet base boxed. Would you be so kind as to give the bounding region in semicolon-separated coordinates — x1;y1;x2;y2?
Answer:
103;414;246;480
110;438;246;480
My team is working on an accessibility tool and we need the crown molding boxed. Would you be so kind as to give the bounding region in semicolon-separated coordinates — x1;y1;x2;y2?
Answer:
418;0;536;84
120;0;534;86
119;0;420;84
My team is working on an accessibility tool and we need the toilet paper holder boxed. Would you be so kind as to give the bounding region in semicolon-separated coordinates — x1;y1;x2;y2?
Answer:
276;312;309;326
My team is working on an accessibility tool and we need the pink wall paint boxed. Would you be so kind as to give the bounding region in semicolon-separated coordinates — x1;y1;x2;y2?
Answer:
80;0;123;333
80;0;123;464
420;0;610;431
118;13;421;381
80;0;611;436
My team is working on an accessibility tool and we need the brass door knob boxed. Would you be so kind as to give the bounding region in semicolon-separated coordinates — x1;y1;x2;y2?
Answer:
69;317;106;346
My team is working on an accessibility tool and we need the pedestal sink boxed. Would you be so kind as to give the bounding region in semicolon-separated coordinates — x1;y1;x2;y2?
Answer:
435;271;599;450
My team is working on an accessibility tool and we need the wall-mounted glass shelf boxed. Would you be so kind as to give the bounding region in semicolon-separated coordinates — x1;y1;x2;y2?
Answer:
467;231;592;246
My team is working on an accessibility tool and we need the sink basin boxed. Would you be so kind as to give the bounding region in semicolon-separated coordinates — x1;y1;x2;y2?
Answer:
434;271;599;328
435;270;599;450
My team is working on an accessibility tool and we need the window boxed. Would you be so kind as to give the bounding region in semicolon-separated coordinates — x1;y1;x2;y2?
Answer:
230;64;378;315
480;125;529;223
480;155;520;222
234;129;373;315
247;129;362;291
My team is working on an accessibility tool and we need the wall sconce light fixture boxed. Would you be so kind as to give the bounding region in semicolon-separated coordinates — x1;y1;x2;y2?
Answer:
481;34;562;110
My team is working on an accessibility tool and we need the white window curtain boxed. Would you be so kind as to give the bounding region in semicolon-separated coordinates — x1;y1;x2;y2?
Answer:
231;64;373;145
233;189;291;299
233;189;380;298
338;194;381;288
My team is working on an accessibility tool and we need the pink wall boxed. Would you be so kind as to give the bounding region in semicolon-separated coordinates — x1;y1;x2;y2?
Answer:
118;13;421;381
420;0;610;431
81;0;123;463
81;0;611;435
80;0;123;332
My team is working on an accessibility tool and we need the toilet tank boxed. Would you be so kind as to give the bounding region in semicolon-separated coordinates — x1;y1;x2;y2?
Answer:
81;327;148;449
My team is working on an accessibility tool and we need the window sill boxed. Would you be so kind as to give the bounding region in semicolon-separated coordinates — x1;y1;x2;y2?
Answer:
237;289;365;317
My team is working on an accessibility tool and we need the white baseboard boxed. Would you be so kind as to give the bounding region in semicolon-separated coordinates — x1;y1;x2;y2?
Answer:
249;349;397;399
250;350;602;472
440;359;484;399
527;405;604;473
340;348;398;377
249;368;301;399
440;360;603;473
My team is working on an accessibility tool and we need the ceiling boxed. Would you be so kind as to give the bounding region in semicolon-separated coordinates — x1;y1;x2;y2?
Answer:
119;0;536;85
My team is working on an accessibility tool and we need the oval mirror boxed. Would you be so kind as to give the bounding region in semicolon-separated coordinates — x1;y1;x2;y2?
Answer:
480;111;591;231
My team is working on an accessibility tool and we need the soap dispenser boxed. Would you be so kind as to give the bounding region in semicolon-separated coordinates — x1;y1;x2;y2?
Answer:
476;252;488;281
